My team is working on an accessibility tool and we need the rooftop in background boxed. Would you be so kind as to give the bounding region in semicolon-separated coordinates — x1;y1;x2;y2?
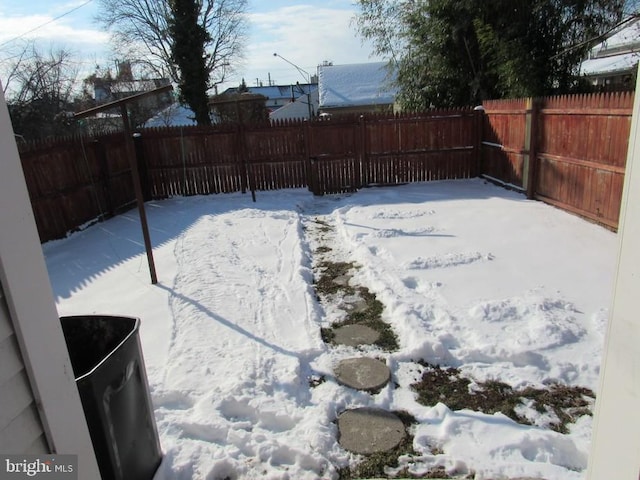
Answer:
220;83;318;113
580;18;640;87
590;18;640;56
318;62;396;110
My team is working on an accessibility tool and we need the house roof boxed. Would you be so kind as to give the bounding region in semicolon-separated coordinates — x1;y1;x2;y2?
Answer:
581;18;640;76
221;84;317;100
594;18;640;53
145;104;197;127
269;90;319;121
581;51;640;76
318;62;396;108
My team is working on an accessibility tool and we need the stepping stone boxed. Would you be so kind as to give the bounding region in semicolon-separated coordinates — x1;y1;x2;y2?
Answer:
332;324;380;347
341;295;368;313
333;275;351;286
335;357;390;392
338;407;405;454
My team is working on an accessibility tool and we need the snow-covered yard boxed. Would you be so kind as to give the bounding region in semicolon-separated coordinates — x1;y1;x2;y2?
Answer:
44;179;617;480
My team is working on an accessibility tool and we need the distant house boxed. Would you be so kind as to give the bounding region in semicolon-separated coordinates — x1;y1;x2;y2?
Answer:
92;62;172;107
219;83;318;115
581;18;640;91
318;62;397;116
269;89;319;121
87;61;173;130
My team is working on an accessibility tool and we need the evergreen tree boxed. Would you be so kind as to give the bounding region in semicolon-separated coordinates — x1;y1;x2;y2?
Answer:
168;0;212;125
356;0;627;109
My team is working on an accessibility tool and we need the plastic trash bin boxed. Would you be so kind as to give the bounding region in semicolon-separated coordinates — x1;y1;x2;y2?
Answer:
60;315;162;480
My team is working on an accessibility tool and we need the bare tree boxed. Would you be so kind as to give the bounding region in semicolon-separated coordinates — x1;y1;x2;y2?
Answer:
1;41;34;96
96;0;247;88
2;43;80;139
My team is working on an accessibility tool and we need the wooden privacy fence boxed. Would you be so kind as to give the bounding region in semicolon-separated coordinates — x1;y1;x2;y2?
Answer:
136;110;477;200
17;92;633;242
19;133;136;242
482;92;633;229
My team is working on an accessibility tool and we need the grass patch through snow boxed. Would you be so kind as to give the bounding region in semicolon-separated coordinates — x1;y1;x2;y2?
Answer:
412;363;595;433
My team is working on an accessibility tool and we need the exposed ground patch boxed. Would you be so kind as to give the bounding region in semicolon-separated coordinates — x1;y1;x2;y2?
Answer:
412;363;595;434
309;217;399;352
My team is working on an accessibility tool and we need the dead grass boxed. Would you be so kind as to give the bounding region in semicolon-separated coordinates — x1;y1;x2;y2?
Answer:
315;260;357;295
329;285;398;351
412;363;595;433
313;259;399;351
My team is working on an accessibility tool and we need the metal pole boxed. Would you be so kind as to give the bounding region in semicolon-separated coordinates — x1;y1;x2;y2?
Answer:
121;104;157;284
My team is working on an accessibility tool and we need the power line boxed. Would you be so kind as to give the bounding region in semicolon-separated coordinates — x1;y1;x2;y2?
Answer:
551;13;640;60
0;0;94;48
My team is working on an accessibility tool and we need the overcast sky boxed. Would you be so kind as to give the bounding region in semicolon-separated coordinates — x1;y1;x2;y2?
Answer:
0;0;384;90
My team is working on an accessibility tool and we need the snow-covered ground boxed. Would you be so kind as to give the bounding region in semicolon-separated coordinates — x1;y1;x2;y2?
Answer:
44;179;617;480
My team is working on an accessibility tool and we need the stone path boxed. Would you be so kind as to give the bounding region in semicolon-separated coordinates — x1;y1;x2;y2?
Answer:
306;214;408;459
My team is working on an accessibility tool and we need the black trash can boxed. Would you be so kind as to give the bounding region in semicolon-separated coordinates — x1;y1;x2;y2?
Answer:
60;315;162;480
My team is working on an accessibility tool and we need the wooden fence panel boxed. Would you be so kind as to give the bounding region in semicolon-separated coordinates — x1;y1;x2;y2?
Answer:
481;98;528;188
534;92;633;228
19;134;135;242
366;111;476;185
140;126;243;198
308;118;360;193
245;122;307;191
96;134;135;214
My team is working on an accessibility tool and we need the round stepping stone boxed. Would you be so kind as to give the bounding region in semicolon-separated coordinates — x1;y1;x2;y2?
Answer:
335;357;390;392
332;324;380;347
338;407;405;454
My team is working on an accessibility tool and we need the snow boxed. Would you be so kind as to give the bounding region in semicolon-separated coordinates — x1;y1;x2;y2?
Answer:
43;179;617;479
318;62;396;108
145;103;197;128
581;51;640;76
269;90;319;121
581;18;640;76
595;18;640;50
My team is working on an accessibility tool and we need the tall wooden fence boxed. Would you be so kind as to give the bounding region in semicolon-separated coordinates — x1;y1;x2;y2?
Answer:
137;110;477;200
482;92;633;229
17;92;633;242
19;134;136;242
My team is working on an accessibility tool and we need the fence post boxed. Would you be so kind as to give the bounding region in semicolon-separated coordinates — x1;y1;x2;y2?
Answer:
235;122;248;194
523;98;539;199
236;113;256;201
133;133;152;201
358;115;367;188
473;105;485;178
304;120;320;195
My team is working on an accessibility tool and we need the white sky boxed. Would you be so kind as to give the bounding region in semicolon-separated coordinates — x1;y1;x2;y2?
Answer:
0;0;384;91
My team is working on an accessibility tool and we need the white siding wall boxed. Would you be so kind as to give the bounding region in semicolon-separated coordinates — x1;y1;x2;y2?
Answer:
0;87;100;478
0;285;48;453
587;67;640;480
